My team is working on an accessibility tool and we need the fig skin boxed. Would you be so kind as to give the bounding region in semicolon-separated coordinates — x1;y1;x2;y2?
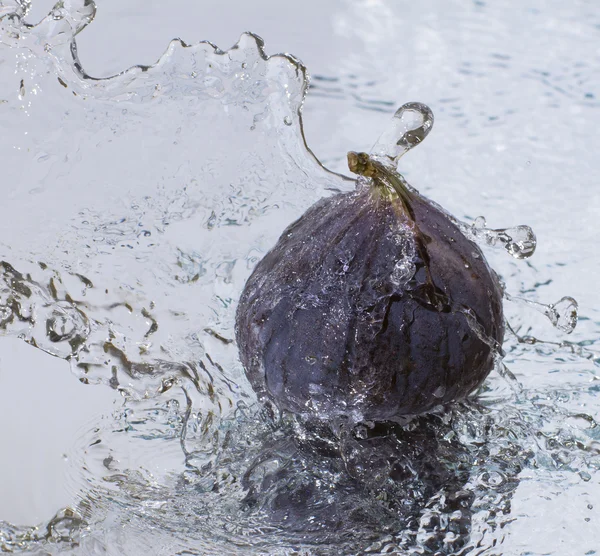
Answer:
236;153;504;423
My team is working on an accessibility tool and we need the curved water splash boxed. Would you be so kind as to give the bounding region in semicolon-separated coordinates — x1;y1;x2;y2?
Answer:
0;0;348;405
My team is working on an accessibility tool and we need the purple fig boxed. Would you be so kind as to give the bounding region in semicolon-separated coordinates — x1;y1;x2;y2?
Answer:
236;115;504;423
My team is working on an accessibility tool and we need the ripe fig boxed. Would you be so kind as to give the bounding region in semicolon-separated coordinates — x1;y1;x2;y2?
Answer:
236;105;504;423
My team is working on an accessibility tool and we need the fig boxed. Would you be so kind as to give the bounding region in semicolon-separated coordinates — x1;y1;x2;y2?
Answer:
235;104;504;423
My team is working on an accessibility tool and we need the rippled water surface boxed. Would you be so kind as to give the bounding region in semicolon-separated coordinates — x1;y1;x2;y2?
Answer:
0;0;599;554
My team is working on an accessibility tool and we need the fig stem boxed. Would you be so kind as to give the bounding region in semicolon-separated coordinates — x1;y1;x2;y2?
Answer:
347;151;413;208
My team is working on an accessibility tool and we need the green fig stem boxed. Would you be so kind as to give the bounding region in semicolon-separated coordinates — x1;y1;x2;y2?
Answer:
347;151;414;210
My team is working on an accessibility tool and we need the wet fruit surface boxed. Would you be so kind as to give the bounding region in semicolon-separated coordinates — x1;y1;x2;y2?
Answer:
236;151;504;422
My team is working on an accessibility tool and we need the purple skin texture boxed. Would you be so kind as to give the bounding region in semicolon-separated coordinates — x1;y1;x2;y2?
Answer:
235;152;504;423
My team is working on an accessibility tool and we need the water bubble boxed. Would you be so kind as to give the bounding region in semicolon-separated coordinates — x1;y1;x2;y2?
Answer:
283;116;292;126
370;102;434;167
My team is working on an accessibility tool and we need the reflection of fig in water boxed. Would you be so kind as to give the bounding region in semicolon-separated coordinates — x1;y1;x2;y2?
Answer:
236;103;504;423
239;415;480;551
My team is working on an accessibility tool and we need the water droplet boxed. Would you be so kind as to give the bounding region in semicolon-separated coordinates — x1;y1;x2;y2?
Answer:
370;102;434;167
390;258;415;288
502;225;537;259
547;296;578;334
46;306;83;342
353;424;369;440
473;215;487;229
505;294;578;334
0;306;13;324
206;211;217;229
579;471;591;481
432;385;446;398
468;221;536;259
479;470;505;487
283;116;292;126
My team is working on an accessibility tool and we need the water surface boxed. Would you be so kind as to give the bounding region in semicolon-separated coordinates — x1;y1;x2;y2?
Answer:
0;0;599;554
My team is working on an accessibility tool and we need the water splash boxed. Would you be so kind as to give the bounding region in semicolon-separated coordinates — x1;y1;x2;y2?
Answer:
506;292;579;334
466;215;537;259
370;101;434;166
367;105;537;261
357;100;574;344
0;0;595;554
0;0;343;403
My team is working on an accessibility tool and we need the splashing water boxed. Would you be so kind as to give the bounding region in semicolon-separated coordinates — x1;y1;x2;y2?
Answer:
466;216;537;260
1;1;599;555
370;101;435;165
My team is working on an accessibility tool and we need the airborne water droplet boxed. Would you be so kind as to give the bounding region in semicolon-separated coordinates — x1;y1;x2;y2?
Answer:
547;296;579;334
473;215;487;229
501;225;537;259
505;293;579;334
467;220;537;259
370;102;434;167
